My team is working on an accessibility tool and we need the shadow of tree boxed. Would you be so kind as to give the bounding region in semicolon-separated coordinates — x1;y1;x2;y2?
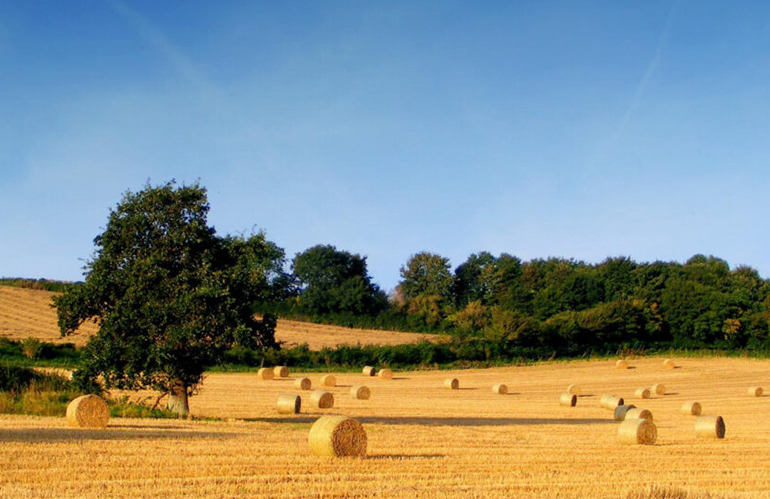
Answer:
0;427;244;443
243;415;615;427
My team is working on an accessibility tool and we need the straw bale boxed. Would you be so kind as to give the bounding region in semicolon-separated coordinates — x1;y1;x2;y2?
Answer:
320;374;337;387
492;383;508;395
663;358;676;369
444;378;459;390
566;384;581;396
600;394;624;409
377;368;393;379
615;359;629;369
618;418;657;445
276;393;301;414
559;393;577;407
257;368;274;380
625;408;653;421
748;386;763;397
651;383;666;395
66;395;109;429
350;385;371;400
274;366;289;378
294;377;312;390
681;401;702;416
635;388;651;399
362;366;376;377
310;390;334;409
695;415;725;439
308;415;367;457
614;404;637;421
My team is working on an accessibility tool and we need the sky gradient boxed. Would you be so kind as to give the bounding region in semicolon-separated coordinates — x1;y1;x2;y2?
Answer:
2;1;770;291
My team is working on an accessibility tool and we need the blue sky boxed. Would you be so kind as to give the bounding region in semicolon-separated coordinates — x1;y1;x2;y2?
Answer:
1;1;770;291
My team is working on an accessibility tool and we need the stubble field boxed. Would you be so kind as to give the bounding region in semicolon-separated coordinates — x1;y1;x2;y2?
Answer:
2;357;770;498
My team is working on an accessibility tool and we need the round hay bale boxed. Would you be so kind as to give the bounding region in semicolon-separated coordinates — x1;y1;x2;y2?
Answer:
294;377;312;390
492;383;508;395
350;385;371;400
635;388;651;399
600;395;624;409
566;384;581;396
695;415;725;439
614;404;637;421
320;374;336;387
615;359;629;369
377;368;393;379
625;407;653;421
362;366;376;377
444;378;459;390
310;390;334;409
618;418;657;445
66;395;109;429
274;366;289;378
651;383;666;396
681;401;702;416
308;415;367;458
276;393;301;414
257;367;274;381
748;386;763;397
559;393;577;407
663;358;675;369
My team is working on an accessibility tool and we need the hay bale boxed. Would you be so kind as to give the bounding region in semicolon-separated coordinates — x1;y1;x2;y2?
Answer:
566;384;581;396
377;368;393;379
663;358;675;369
618;418;657;445
66;395;109;429
276;393;301;414
492;383;508;395
651;383;666;396
294;377;312;390
748;386;763;397
695;415;725;439
615;359;629;369
257;367;274;381
444;378;459;390
600;394;625;409
320;374;336;387
350;385;371;400
625;408;653;421
274;366;289;378
559;393;577;407
310;390;334;409
681;401;702;416
635;388;651;399
308;415;367;458
614;404;637;421
362;366;376;377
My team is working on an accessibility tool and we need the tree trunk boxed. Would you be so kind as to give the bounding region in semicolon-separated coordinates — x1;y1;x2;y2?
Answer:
167;379;189;417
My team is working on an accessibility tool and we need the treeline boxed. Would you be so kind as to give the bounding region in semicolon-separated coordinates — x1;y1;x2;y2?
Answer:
257;246;770;353
0;278;78;292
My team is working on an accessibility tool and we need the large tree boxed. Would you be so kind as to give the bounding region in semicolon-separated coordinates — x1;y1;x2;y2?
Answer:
54;182;281;416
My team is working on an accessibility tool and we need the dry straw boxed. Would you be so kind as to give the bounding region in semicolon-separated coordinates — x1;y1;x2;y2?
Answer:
350;385;371;400
695;415;725;439
362;366;376;377
616;359;629;369
618;418;657;445
559;393;577;407
320;375;337;387
308;415;367;458
566;384;581;396
748;386;763;397
614;404;637;421
625;408;653;421
294;377;312;390
681;401;702;416
663;358;676;369
444;378;459;390
274;366;289;378
600;395;625;409
492;383;508;395
377;368;393;380
635;388;651;399
257;368;274;381
66;395;109;429
651;383;666;395
276;393;301;414
310;390;334;409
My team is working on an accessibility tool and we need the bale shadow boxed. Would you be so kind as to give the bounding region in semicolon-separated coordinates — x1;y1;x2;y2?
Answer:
578;394;595;398
367;454;445;460
0;427;244;443
244;415;615;427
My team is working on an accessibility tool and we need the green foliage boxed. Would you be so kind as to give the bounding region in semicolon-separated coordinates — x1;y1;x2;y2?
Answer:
399;252;454;301
21;338;43;359
0;278;77;292
53;181;281;405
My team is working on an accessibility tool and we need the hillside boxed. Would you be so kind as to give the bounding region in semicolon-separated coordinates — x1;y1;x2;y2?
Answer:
0;285;436;349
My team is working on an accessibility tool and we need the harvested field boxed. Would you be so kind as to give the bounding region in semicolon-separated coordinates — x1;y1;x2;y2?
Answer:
2;357;770;498
0;286;437;349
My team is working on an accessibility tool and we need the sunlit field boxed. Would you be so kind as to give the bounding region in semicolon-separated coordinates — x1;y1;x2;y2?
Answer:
2;357;770;498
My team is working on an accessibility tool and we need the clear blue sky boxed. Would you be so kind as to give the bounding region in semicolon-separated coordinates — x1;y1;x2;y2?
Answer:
2;1;769;291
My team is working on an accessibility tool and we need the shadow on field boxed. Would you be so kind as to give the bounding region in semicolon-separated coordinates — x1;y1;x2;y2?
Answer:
244;416;614;427
368;454;445;460
0;427;244;443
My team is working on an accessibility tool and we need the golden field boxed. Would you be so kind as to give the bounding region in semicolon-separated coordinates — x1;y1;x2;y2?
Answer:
0;286;435;349
2;357;770;498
